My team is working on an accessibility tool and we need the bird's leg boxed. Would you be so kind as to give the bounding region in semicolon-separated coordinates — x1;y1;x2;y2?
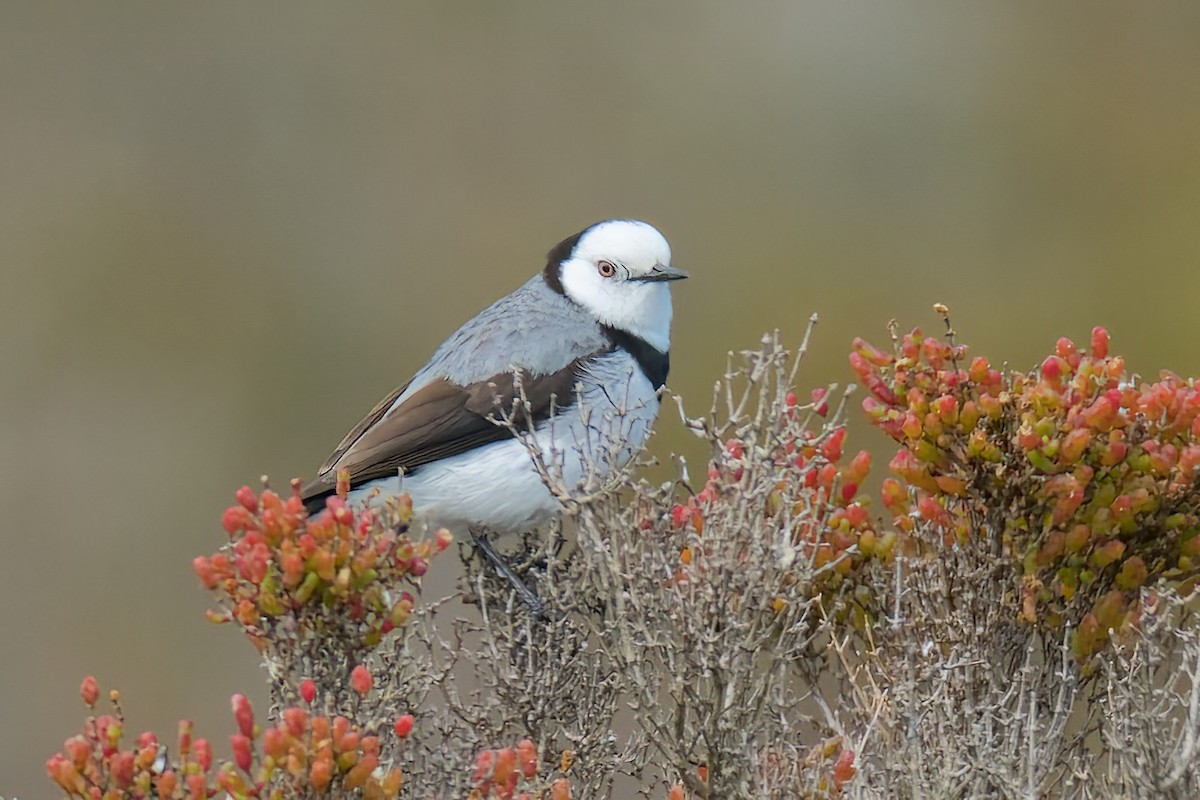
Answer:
470;527;546;618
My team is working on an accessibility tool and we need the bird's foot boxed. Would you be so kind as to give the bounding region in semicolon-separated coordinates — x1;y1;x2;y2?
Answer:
470;528;546;618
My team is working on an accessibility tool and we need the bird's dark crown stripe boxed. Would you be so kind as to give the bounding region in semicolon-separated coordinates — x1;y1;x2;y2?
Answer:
602;326;669;391
541;227;590;297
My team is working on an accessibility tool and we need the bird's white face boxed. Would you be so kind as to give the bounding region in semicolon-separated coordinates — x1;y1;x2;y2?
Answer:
558;220;685;352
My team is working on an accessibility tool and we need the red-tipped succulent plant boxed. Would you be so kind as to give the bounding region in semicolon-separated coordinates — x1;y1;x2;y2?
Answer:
48;679;405;800
193;475;450;652
854;324;1200;658
468;738;570;800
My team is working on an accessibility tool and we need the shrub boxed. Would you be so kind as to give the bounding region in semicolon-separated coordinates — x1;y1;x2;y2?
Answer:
48;315;1200;799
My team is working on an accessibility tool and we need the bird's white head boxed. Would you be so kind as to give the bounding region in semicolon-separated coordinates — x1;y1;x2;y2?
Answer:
548;220;686;353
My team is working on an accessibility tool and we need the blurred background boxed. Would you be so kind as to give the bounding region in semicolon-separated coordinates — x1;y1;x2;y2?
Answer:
2;3;1199;794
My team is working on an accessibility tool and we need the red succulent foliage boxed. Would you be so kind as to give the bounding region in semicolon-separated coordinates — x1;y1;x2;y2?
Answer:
47;680;404;800
392;714;414;739
350;664;374;697
44;322;1200;796
193;476;450;651
79;676;99;708
468;739;569;800
854;324;1200;658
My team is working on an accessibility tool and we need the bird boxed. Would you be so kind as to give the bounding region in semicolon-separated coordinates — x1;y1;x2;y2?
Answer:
300;219;686;543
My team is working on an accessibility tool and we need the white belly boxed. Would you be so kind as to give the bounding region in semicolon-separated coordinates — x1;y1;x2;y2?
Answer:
349;358;660;534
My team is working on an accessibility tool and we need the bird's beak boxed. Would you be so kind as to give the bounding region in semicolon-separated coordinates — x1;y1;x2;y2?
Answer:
634;263;689;282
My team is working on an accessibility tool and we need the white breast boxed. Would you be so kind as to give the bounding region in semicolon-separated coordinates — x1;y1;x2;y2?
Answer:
349;350;660;534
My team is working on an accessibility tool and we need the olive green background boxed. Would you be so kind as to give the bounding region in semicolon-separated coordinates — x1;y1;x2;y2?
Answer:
3;4;1199;795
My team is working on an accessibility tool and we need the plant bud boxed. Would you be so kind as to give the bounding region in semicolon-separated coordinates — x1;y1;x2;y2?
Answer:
517;738;538;778
1116;556;1148;589
192;557;219;590
317;549;341;582
493;747;517;786
262;727;287;761
900;411;922;441
350;665;373;696
181;736;207;772
234;486;259;513
434;528;454;552
231;694;255;738
934;394;958;425
109;751;135;788
1070;522;1099;554
221;506;250;535
473;749;496;786
1060;428;1092;464
1091;539;1126;568
848;351;872;380
155;771;178;797
379;770;403;799
309;759;333;793
283;707;307;738
80;676;100;707
62;736;89;770
230;733;252;772
393;714;415;739
811;387;829;416
821;428;846;462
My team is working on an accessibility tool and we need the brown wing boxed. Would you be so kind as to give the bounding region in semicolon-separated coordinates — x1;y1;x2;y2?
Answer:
315;380;413;475
300;358;595;508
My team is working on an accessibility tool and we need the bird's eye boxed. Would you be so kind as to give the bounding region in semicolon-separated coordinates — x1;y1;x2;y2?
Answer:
597;260;617;278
